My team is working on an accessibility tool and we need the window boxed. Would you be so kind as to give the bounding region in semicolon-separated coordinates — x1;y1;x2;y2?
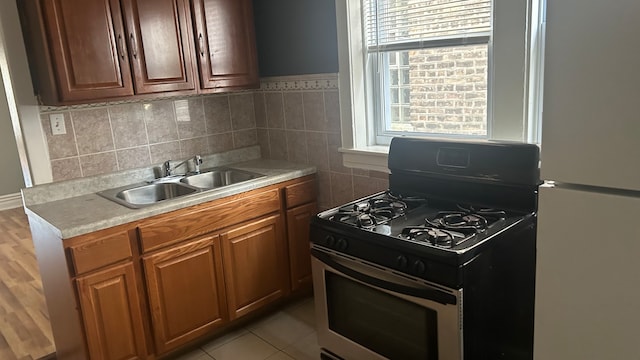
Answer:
335;0;544;171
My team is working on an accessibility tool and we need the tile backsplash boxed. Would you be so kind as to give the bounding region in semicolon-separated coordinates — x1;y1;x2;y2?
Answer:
40;74;389;210
41;93;257;182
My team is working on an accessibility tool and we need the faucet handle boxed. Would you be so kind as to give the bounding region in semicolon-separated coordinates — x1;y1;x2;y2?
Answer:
163;160;172;176
193;155;202;173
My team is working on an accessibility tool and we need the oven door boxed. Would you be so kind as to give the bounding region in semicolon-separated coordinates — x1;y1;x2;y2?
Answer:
311;247;463;360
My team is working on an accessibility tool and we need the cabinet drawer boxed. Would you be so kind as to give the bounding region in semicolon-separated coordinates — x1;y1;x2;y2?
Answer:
69;231;133;275
139;188;281;252
285;178;317;208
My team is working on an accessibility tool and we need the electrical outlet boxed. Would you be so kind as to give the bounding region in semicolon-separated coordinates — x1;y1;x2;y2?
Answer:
50;114;66;135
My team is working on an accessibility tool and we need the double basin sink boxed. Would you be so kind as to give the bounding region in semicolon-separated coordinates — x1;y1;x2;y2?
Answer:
98;167;265;209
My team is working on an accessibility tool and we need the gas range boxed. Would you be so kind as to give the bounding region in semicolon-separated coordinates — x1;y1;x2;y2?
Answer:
311;138;541;360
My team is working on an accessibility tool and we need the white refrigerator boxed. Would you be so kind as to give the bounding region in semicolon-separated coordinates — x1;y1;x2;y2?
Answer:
534;1;640;359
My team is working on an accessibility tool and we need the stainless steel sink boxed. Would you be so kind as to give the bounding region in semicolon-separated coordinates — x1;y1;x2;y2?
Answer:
180;167;264;189
97;167;265;208
98;181;201;209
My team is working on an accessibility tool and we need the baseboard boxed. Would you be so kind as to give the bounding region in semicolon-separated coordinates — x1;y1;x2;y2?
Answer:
0;192;22;211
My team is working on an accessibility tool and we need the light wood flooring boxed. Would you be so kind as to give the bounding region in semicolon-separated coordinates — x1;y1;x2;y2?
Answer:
0;207;55;359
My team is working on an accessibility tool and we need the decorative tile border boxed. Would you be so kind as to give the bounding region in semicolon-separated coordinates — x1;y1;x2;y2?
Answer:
39;73;340;113
259;73;339;92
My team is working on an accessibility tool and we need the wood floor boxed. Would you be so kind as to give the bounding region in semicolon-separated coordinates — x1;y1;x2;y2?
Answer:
0;207;55;359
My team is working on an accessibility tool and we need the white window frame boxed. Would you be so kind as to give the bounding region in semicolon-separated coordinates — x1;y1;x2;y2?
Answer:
335;0;543;173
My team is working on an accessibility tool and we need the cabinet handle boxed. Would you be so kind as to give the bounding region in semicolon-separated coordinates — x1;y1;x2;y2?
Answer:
130;33;138;59
198;33;204;56
117;34;125;60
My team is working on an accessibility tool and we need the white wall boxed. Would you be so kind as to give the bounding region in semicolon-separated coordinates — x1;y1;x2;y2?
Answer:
0;75;23;195
0;0;52;186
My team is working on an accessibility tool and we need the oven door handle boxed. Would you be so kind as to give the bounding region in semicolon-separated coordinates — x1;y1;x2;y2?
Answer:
311;249;457;305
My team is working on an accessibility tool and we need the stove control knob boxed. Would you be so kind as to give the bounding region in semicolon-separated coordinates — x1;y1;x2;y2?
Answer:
336;238;349;251
396;255;408;269
413;260;426;275
325;235;336;248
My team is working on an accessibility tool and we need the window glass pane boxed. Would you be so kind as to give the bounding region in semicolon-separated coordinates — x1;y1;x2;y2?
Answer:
390;69;399;85
384;44;488;136
365;0;491;47
390;88;399;103
402;69;410;85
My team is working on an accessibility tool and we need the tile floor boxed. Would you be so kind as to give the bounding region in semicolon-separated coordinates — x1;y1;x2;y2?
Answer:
176;297;320;360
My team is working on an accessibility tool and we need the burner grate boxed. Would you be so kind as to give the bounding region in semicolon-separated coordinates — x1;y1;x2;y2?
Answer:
329;193;410;229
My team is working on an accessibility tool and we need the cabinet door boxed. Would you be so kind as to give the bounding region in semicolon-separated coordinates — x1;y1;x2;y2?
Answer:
221;214;288;320
121;0;198;94
191;0;259;90
40;0;134;101
287;202;317;292
143;235;227;354
76;263;148;360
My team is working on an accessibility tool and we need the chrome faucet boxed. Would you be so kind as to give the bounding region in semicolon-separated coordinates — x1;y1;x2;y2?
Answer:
193;155;202;174
163;155;203;177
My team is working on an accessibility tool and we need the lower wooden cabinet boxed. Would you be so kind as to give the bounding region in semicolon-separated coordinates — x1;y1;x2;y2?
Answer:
221;214;289;320
76;262;148;360
143;235;227;354
41;175;317;359
286;202;317;292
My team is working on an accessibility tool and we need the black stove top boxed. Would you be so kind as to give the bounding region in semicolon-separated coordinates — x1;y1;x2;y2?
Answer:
322;191;521;253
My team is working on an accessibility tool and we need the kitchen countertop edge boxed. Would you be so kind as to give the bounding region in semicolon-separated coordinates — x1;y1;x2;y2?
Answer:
23;159;316;239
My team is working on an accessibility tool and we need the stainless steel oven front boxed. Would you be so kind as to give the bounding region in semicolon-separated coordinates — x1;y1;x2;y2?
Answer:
311;246;463;360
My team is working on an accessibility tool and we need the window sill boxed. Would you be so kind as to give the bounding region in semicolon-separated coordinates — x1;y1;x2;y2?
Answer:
340;146;390;173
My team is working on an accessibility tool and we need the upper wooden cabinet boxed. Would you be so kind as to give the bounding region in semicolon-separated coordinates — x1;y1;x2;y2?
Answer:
191;0;259;91
121;0;198;94
29;0;135;102
19;0;259;104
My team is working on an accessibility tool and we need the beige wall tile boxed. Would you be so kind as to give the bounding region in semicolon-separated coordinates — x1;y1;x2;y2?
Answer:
144;100;178;144
351;168;369;177
229;94;256;130
369;170;389;179
180;137;209;158
283;92;304;130
176;98;206;139
51;158;81;182
254;92;267;128
149;141;181;164
268;129;288;161
303;92;326;132
117;146;151;170
71;109;114;155
353;174;387;199
233;129;258;149
207;133;234;154
41;113;77;160
265;92;285;129
79;152;118;177
256;129;270;159
109;103;147;149
286;130;308;164
324;90;341;134
316;171;332;210
330;172;354;207
204;95;232;134
305;132;329;171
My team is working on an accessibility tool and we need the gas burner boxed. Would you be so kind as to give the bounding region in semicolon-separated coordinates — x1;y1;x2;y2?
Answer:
427;205;506;232
399;226;468;247
329;194;410;229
